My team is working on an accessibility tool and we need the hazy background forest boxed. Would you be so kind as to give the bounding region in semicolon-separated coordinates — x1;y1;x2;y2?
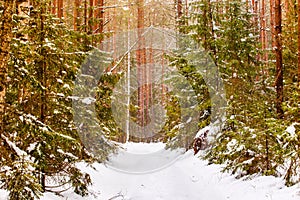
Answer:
0;0;300;199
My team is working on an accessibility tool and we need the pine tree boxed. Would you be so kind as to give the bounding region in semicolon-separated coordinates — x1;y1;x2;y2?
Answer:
0;0;115;198
0;0;15;139
181;0;286;178
278;0;300;185
204;0;286;177
164;0;219;149
199;0;300;186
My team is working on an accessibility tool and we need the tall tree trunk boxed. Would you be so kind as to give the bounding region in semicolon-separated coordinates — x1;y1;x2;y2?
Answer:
298;0;300;86
270;0;275;49
88;0;94;34
126;17;131;143
284;0;290;18
0;0;15;134
94;0;104;37
207;0;217;62
57;0;63;18
84;0;88;33
261;0;267;61
52;0;57;15
203;2;208;50
99;0;104;43
177;0;183;23
177;0;186;31
31;1;48;190
137;0;147;139
274;0;283;118
74;0;80;30
112;0;116;60
254;0;259;33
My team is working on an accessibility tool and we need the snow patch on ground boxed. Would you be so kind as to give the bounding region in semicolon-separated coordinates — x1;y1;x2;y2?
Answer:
45;143;300;200
107;142;185;174
1;142;300;200
286;123;298;137
120;142;166;154
0;190;9;200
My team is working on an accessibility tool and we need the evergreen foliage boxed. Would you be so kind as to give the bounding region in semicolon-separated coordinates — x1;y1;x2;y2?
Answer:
1;0;300;198
178;0;300;186
0;0;111;198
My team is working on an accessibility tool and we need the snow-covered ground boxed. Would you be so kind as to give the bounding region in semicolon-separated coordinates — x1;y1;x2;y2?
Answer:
1;142;300;200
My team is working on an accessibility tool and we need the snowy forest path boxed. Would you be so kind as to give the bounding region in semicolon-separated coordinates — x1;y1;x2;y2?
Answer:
42;142;299;200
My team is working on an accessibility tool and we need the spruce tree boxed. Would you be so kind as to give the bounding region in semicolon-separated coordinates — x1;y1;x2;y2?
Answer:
0;0;115;198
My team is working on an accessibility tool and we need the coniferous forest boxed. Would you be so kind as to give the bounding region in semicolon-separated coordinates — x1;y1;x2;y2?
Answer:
0;0;300;199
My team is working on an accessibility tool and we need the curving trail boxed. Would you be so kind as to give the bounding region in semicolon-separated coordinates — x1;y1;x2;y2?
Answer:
38;143;300;199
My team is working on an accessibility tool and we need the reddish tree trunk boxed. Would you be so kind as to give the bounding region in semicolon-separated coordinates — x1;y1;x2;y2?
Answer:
52;0;57;15
177;0;183;19
0;0;15;134
270;0;275;49
285;0;289;17
177;0;186;28
73;0;80;30
84;0;88;33
298;0;300;86
57;0;63;18
254;0;259;32
94;0;104;37
260;0;267;61
136;0;147;137
274;0;283;118
89;0;94;34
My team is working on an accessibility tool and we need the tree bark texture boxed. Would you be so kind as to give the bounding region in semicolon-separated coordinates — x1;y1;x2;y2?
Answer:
0;0;15;133
298;0;300;86
136;0;147;133
274;0;284;118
